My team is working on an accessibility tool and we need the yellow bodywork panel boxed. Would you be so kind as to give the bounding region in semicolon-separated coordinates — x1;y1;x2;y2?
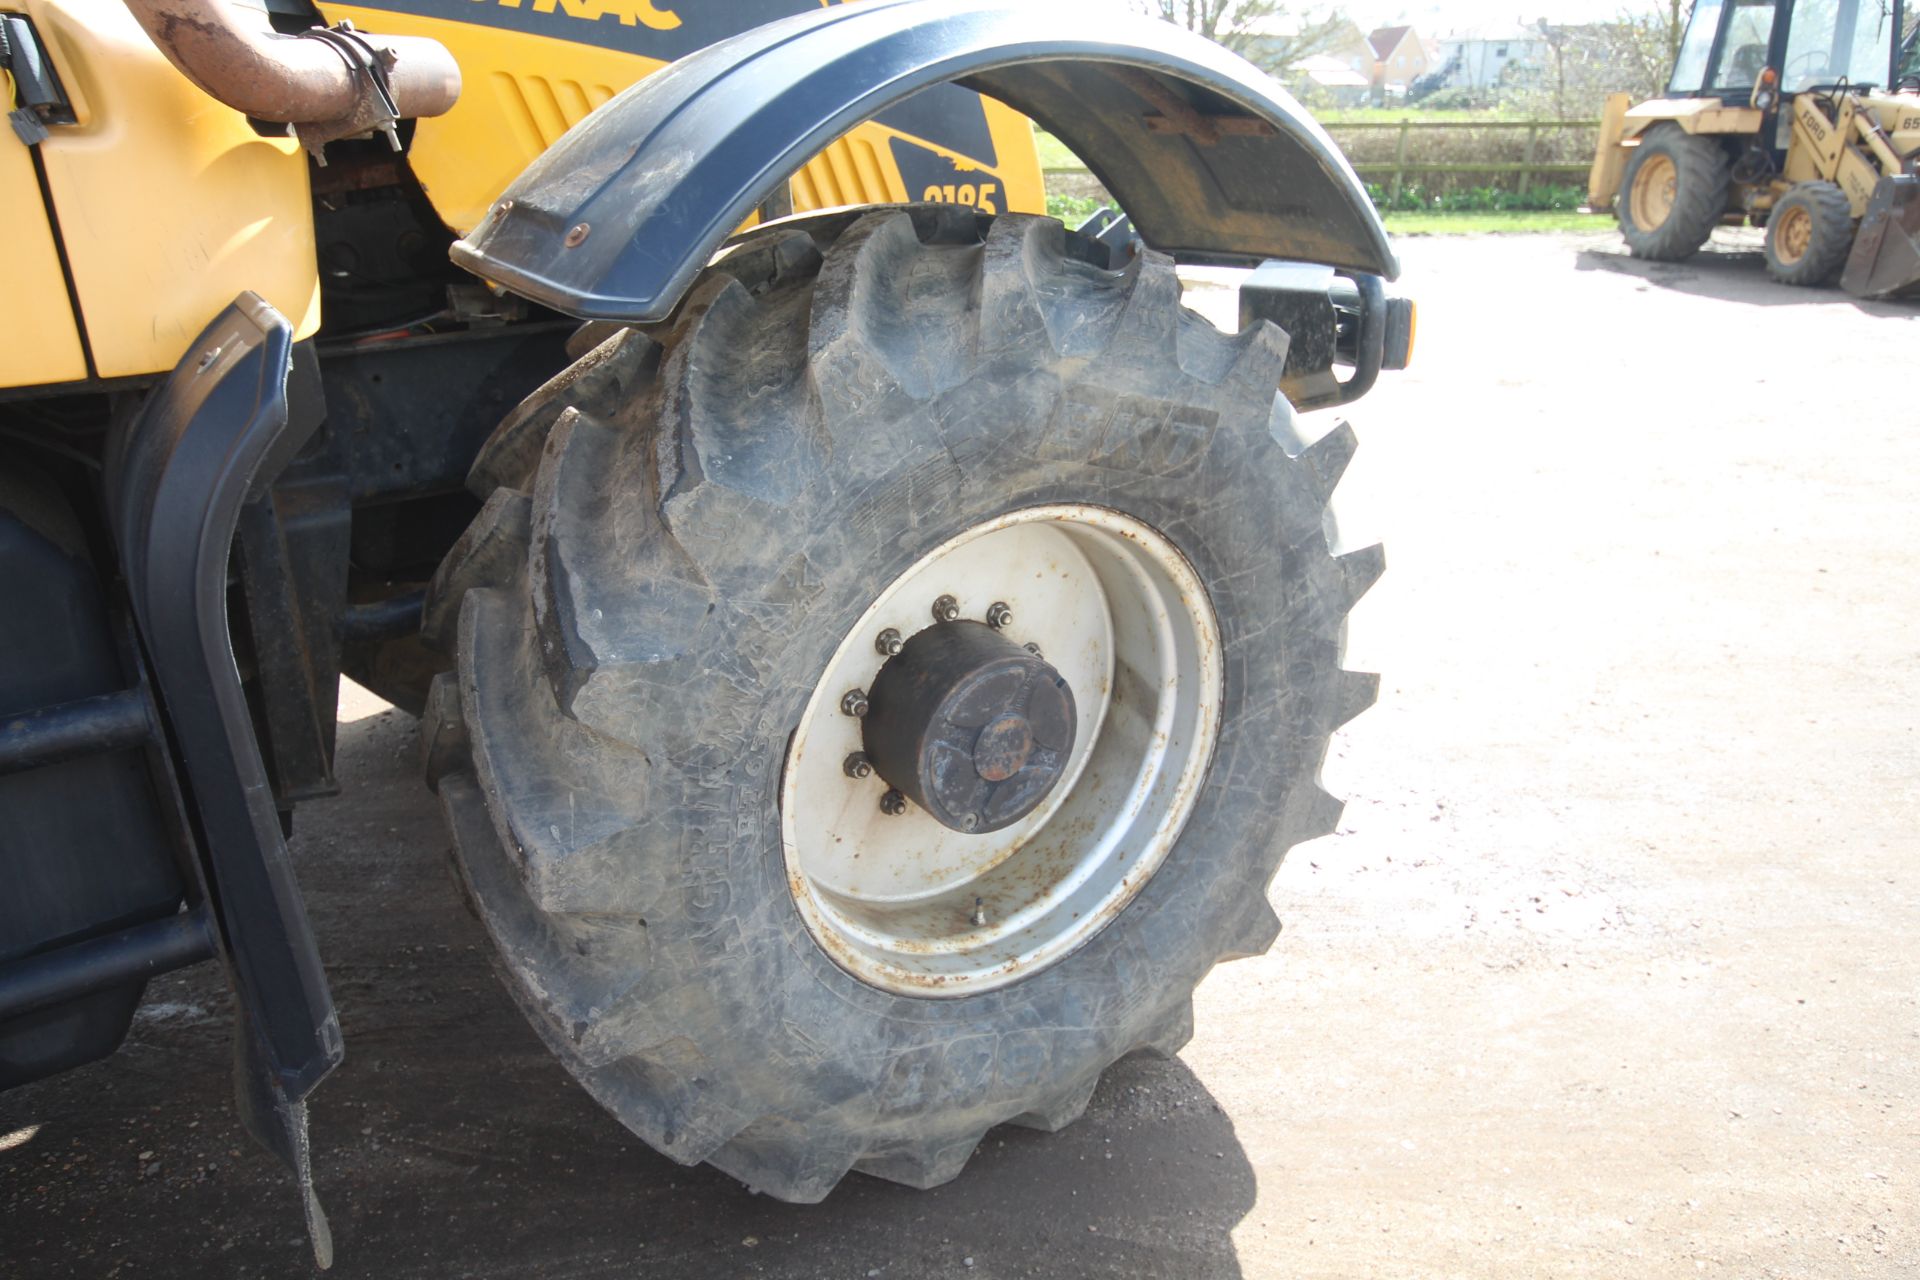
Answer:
1786;93;1850;182
10;0;318;384
1855;92;1920;156
1590;96;1765;211
322;8;664;234
1622;99;1765;136
1586;92;1633;210
792;107;1038;216
320;3;1044;236
0;60;87;387
1784;93;1885;215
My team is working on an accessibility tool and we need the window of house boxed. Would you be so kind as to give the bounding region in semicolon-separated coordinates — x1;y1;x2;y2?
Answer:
1495;43;1508;55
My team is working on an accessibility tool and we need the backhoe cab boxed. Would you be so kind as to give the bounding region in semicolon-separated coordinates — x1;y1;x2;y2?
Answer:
1588;0;1920;296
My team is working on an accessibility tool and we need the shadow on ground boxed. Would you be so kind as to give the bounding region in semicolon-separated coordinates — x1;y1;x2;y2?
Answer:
1574;240;1920;314
1;707;1256;1280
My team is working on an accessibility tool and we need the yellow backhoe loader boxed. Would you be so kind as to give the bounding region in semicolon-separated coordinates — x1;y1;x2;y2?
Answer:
1588;0;1920;295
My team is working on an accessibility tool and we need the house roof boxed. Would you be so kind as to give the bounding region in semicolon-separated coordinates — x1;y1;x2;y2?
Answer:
1293;53;1372;87
1368;25;1412;58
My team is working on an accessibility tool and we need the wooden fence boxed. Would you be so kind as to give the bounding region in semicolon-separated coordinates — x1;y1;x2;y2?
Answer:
1331;118;1598;200
1044;117;1602;202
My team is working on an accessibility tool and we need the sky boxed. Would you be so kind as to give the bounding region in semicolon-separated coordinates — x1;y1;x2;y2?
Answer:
1383;0;1636;34
1114;0;1643;40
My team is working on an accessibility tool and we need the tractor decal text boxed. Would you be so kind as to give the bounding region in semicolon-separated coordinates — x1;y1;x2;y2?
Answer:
350;0;823;60
481;0;681;31
919;182;999;214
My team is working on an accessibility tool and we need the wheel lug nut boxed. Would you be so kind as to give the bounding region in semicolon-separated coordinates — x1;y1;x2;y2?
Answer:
986;602;1013;629
840;688;869;718
932;594;961;623
970;897;987;926
875;628;904;657
843;752;874;780
880;789;907;816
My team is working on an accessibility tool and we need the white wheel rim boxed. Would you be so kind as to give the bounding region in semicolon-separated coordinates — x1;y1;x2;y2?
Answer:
780;505;1223;996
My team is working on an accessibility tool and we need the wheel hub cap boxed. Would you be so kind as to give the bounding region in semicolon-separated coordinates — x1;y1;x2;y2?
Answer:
780;505;1223;996
863;620;1077;834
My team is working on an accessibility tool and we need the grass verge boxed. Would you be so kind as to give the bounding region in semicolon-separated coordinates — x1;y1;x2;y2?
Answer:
1383;211;1616;235
1034;131;1079;170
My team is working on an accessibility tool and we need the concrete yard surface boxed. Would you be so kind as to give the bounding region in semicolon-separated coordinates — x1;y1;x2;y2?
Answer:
2;231;1915;1278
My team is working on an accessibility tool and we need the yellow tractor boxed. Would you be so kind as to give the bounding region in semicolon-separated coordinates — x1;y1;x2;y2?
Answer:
1;0;1412;1262
1588;0;1920;295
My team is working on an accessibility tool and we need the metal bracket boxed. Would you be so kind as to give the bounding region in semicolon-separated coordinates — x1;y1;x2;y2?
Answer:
294;20;404;163
1;13;76;145
1238;264;1414;410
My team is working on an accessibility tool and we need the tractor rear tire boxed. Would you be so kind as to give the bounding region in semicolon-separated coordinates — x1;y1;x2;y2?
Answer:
1764;181;1855;286
1618;125;1732;261
421;207;1381;1201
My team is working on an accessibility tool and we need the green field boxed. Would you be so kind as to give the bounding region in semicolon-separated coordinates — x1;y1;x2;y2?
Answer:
1036;115;1550;164
1034;131;1079;169
1037;130;1614;236
1316;107;1541;124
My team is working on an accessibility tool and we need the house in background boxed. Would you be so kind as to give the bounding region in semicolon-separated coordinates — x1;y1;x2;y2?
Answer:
1240;13;1376;81
1427;25;1551;90
1291;53;1373;105
1244;15;1429;105
1367;25;1432;96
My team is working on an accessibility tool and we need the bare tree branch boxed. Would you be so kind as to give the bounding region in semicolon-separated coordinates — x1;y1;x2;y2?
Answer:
1131;0;1354;71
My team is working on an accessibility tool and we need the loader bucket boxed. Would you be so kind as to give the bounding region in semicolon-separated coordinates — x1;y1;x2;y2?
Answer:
1840;175;1920;300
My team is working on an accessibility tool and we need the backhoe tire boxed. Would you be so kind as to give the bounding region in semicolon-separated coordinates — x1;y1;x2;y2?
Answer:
421;207;1381;1201
1764;181;1855;286
1618;125;1732;261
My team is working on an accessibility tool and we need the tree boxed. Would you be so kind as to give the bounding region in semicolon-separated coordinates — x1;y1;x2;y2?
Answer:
1610;0;1694;100
1533;20;1574;118
1131;0;1356;73
1132;0;1274;47
1498;4;1694;118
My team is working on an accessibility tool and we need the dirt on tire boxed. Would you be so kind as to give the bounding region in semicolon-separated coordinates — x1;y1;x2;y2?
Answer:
419;207;1380;1202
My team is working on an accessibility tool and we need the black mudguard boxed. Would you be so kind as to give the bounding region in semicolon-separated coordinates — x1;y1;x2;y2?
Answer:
106;293;342;1267
452;0;1397;323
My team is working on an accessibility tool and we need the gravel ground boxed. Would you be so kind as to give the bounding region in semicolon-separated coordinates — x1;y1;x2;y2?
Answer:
3;229;1915;1278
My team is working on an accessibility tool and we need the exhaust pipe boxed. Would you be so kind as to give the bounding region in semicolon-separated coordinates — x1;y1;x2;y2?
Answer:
122;0;460;158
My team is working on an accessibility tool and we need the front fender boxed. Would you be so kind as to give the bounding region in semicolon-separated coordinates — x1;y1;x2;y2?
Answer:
450;0;1395;323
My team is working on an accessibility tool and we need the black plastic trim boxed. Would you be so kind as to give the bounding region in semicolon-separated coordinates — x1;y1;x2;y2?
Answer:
106;293;341;1098
105;293;342;1266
